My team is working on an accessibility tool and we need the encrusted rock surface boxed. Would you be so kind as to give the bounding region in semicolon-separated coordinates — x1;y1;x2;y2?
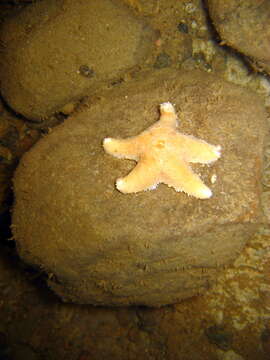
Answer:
12;69;268;306
0;0;156;121
206;0;270;75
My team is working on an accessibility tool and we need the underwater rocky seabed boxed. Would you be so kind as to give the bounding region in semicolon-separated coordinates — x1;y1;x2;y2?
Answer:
0;0;270;359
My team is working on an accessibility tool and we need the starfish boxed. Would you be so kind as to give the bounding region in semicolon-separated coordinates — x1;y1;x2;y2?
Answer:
103;102;221;199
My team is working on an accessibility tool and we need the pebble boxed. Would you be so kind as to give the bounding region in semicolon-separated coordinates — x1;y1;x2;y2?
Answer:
205;325;233;351
153;52;172;69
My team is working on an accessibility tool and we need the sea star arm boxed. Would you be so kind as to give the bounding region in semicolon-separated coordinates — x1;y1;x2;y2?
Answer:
159;102;178;128
103;137;140;160
175;133;221;164
162;156;212;199
116;156;160;193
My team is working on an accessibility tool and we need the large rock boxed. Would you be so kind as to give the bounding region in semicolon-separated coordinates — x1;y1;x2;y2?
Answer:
0;0;155;121
206;0;270;74
12;69;268;306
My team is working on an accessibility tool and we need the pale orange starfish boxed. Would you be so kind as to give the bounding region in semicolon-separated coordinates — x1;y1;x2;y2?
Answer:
103;102;221;199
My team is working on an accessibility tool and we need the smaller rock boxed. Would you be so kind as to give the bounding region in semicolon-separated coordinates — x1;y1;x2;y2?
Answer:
10;343;38;360
216;349;244;360
207;0;270;75
60;103;76;116
78;65;95;79
154;52;172;69
205;325;233;351
0;331;10;360
0;0;156;121
177;22;189;34
261;327;270;354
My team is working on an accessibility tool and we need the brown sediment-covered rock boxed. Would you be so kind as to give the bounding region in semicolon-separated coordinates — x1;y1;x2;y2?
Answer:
12;69;268;306
0;0;156;121
206;0;270;74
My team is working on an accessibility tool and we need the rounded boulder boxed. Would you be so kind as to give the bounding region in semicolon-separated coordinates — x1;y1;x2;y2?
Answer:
12;69;268;306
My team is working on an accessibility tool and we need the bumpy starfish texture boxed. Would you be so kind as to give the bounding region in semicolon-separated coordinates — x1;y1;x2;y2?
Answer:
103;102;221;199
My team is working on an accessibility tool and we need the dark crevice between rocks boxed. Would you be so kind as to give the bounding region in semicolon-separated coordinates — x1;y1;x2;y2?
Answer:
0;194;13;244
0;92;67;133
0;190;59;305
0;233;61;306
0;93;43;124
0;91;66;301
201;0;222;43
201;0;256;75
